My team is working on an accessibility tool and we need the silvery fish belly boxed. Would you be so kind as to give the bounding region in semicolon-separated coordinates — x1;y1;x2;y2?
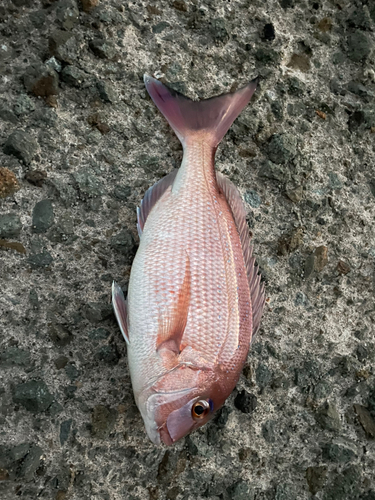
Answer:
112;75;265;446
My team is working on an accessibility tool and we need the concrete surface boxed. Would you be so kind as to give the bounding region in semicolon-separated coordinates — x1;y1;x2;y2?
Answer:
0;0;375;499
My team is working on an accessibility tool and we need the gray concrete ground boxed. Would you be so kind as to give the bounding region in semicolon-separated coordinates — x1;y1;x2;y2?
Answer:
0;0;375;499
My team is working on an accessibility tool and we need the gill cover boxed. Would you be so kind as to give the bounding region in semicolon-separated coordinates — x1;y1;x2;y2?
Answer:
164;397;213;444
140;389;215;446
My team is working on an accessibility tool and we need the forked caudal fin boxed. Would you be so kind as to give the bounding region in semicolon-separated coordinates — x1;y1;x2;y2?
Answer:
144;74;258;148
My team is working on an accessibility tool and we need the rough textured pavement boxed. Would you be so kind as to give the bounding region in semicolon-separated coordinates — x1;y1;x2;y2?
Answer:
1;0;375;499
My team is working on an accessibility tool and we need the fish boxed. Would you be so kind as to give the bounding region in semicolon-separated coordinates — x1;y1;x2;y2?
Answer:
112;75;265;446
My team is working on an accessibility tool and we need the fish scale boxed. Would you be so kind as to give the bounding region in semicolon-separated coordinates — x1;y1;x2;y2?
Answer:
112;75;265;445
130;141;247;375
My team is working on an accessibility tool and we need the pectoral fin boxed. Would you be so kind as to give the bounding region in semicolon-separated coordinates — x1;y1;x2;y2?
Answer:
156;255;191;356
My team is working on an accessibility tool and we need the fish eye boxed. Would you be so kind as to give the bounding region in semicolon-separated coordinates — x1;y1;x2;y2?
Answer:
192;400;210;420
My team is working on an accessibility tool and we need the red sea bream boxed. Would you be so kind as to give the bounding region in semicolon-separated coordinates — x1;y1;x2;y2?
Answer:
112;75;265;446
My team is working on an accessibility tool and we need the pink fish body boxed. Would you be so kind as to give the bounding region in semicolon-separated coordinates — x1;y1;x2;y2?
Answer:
112;75;265;445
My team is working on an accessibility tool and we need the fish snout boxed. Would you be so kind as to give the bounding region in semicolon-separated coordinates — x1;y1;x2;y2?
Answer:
137;398;161;445
141;412;161;445
139;389;197;446
140;406;173;446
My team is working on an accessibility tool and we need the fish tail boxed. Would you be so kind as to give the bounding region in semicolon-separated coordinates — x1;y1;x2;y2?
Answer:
144;74;258;148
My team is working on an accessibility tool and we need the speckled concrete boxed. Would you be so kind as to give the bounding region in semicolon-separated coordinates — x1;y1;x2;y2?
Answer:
0;1;375;499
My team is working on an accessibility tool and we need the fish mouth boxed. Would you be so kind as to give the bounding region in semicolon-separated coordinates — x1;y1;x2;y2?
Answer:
159;423;173;446
139;388;195;446
143;417;174;447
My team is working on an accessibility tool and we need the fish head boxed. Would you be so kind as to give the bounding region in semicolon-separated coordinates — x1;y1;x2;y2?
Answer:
137;367;225;446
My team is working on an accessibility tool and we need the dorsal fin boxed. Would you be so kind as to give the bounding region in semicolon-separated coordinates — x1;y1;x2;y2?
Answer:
216;172;265;337
137;169;178;237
